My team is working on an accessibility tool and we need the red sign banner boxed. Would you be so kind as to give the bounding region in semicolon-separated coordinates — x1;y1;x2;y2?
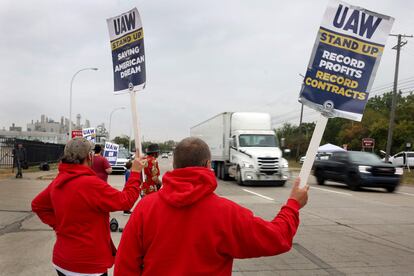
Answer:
362;138;375;148
71;130;83;138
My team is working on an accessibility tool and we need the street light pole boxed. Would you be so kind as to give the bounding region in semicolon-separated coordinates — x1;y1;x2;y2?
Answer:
69;67;98;140
108;107;126;141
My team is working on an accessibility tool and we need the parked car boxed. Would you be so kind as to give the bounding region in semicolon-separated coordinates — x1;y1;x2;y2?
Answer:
111;148;132;174
388;151;414;168
313;151;403;192
161;153;168;159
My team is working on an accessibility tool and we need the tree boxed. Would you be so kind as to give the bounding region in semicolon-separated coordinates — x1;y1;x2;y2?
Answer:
112;136;132;149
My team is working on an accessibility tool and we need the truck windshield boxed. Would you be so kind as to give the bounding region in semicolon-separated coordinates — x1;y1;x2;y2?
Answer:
239;135;278;147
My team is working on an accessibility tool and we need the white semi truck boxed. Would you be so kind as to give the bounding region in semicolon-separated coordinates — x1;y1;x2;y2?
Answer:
191;112;289;185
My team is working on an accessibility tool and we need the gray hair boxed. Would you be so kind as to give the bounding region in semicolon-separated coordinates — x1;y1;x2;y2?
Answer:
61;138;93;164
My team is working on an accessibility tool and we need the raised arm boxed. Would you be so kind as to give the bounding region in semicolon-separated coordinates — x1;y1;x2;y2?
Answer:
220;178;308;258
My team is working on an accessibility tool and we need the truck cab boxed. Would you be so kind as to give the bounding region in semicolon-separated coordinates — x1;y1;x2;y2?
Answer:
228;129;289;186
191;112;289;186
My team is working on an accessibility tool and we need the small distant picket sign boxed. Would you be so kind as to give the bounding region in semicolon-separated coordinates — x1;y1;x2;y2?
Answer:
71;130;83;139
107;7;146;156
82;128;97;144
103;142;120;166
297;0;394;187
362;138;375;150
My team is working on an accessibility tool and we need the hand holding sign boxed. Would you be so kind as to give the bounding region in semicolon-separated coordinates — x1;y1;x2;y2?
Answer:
131;156;146;173
289;178;309;209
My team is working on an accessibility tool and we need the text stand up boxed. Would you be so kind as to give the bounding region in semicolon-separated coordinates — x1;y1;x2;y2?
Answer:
298;114;328;188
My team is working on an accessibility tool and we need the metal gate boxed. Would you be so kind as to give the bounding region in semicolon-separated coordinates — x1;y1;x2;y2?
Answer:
0;137;64;169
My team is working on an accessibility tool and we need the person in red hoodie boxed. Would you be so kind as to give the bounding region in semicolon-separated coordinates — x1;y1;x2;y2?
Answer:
114;137;309;276
31;137;144;276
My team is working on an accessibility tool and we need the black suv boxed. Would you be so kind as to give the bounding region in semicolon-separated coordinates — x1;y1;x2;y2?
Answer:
313;151;402;192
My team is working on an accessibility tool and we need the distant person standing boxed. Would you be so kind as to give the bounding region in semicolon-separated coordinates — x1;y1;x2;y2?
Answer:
91;144;112;182
13;143;27;178
141;144;162;197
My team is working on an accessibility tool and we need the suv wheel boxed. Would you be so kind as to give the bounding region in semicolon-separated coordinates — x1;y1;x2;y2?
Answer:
315;170;325;185
347;173;360;191
386;186;396;193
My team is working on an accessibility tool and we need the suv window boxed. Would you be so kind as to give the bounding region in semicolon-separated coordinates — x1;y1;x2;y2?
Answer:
331;152;347;162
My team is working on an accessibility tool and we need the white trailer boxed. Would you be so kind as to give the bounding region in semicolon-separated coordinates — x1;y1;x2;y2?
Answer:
191;112;289;185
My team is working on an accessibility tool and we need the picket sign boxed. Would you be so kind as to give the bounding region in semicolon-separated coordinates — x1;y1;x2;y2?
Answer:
297;0;394;188
107;8;146;158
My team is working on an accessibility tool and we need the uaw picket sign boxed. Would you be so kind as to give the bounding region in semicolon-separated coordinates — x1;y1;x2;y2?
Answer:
107;8;146;94
297;0;394;188
299;0;394;121
103;142;119;165
82;128;96;144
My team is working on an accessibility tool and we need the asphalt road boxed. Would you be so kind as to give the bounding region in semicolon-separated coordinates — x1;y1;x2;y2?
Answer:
0;158;413;275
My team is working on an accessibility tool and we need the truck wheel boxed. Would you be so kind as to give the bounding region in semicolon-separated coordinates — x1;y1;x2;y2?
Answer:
217;163;222;179
218;162;225;180
212;162;219;178
236;167;244;186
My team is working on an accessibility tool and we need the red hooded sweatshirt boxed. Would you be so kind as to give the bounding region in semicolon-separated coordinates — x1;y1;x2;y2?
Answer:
114;167;300;276
31;163;141;273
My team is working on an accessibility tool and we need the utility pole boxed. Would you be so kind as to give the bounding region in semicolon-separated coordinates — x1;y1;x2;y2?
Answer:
385;34;413;162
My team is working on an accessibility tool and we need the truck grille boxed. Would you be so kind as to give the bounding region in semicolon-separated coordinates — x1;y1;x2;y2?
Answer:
257;157;279;175
371;166;395;176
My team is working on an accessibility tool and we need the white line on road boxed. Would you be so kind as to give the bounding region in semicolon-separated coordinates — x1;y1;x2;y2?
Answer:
310;186;352;196
242;189;275;201
397;191;414;197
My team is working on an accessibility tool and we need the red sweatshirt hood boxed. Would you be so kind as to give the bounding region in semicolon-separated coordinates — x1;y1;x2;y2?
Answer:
54;163;97;188
159;167;217;208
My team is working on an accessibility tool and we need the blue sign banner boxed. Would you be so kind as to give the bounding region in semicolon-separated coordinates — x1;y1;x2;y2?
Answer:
299;0;394;121
107;8;146;94
103;142;119;166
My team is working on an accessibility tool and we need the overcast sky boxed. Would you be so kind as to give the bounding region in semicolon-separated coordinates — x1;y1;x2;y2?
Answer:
1;0;413;142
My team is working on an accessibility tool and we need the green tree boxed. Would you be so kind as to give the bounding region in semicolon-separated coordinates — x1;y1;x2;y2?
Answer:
112;136;131;149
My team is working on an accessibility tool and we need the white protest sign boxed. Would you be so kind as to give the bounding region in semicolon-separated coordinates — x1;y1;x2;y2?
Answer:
82;128;96;144
103;142;120;165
